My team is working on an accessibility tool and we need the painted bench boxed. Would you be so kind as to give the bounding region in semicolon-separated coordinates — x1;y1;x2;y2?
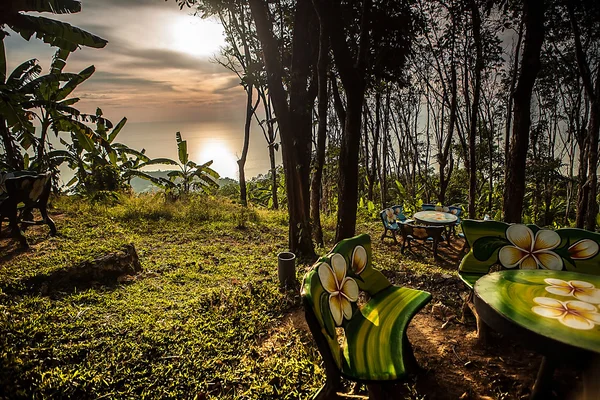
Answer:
459;219;600;339
459;219;600;288
301;234;431;399
379;205;412;243
0;171;56;248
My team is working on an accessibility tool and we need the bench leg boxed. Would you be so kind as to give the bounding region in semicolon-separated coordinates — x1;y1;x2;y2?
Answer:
402;331;422;374
304;301;342;400
367;384;386;400
530;356;556;400
463;291;490;344
313;373;341;400
8;210;29;248
381;228;387;241
40;207;57;236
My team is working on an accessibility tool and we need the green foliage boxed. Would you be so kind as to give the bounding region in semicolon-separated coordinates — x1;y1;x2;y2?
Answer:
1;0;107;52
129;132;219;201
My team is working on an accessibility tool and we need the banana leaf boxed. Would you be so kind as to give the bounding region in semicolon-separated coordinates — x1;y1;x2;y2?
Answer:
9;14;107;51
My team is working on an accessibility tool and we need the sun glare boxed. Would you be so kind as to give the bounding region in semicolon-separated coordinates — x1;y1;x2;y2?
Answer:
170;16;225;58
199;142;238;179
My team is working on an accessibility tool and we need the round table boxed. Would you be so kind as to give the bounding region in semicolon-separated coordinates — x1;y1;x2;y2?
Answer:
413;211;457;243
474;270;600;399
413;210;457;226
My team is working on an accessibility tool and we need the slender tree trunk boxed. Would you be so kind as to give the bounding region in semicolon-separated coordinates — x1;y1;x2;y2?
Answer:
576;125;589;228
310;26;328;247
567;3;600;230
439;65;457;206
312;0;371;242
503;0;545;223
380;88;390;209
468;0;483;219
238;83;255;207
268;139;278;209
368;92;381;202
37;117;50;168
249;0;316;258
505;19;524;188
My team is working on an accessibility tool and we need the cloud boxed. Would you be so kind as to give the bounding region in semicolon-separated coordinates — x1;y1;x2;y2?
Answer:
3;0;245;124
114;48;219;72
212;76;242;93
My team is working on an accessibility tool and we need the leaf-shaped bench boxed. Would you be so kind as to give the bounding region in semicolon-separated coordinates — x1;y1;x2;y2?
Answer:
459;219;600;288
459;219;600;339
301;234;431;398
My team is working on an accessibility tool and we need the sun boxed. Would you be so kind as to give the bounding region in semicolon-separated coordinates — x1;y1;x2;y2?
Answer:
198;142;238;179
170;15;225;58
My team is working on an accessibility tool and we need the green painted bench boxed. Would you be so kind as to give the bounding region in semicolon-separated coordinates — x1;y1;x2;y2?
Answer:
301;234;431;399
459;219;600;288
459;219;600;339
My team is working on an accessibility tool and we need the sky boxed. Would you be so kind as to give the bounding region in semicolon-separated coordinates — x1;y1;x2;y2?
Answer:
4;0;277;179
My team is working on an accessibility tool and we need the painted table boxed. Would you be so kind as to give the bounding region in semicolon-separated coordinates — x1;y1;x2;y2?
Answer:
413;211;458;226
474;270;600;399
412;211;457;243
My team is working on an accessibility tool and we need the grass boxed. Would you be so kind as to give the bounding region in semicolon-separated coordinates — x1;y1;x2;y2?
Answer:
0;194;454;399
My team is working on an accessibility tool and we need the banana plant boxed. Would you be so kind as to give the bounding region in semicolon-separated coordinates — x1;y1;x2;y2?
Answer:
126;132;220;198
0;51;42;169
18;48;100;166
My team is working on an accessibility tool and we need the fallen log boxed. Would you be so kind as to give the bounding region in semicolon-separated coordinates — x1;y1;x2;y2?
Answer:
9;244;143;295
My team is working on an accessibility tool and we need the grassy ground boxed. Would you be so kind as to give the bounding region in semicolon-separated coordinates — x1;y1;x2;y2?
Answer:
0;195;584;399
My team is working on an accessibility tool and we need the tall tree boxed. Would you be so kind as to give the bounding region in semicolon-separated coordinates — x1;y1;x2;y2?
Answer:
503;0;545;223
248;0;317;258
567;0;600;230
467;0;483;218
310;26;328;247
313;0;415;241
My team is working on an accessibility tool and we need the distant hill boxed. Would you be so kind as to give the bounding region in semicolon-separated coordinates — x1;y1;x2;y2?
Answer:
130;171;238;193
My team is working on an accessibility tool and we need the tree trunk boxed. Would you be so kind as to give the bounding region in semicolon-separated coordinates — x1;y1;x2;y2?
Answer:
468;0;483;219
380;88;390;209
567;2;600;231
368;92;381;202
249;0;316;259
310;25;328;247
312;0;371;242
504;19;524;188
238;82;255;207
439;65;457;206
503;0;545;223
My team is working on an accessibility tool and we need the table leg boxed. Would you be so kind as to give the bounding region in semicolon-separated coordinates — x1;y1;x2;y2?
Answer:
530;356;556;400
581;356;600;400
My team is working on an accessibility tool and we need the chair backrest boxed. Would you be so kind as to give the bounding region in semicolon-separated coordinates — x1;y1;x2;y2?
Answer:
459;219;600;288
421;203;436;211
400;223;445;241
392;205;408;222
448;205;462;217
301;234;392;368
380;205;407;229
